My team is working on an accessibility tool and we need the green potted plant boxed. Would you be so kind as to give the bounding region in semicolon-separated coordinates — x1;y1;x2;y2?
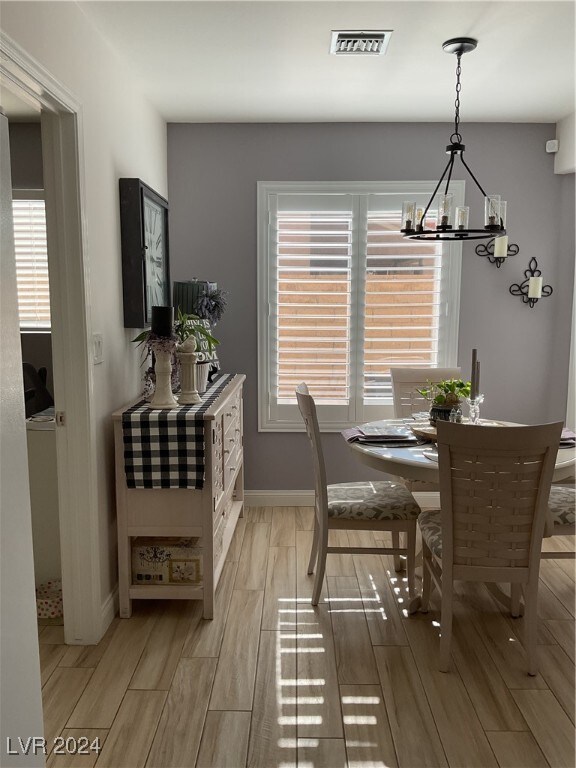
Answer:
174;309;219;394
132;310;219;398
416;378;471;424
173;309;219;353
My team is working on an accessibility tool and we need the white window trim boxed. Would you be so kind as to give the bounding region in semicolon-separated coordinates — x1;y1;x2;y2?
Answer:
257;180;464;432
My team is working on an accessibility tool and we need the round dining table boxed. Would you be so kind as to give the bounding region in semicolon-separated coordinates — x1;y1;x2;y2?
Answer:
348;419;576;484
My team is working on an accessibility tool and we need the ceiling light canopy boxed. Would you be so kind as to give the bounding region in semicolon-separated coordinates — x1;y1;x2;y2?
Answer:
402;38;507;242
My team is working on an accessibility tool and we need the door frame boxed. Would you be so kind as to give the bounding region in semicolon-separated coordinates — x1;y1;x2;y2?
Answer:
1;32;102;643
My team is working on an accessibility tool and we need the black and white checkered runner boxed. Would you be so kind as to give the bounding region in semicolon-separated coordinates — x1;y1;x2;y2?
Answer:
122;374;235;490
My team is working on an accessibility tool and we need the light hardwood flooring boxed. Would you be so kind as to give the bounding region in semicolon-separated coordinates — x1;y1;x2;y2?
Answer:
39;507;575;768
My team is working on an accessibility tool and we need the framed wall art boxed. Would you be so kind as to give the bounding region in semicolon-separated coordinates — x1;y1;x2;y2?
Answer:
119;178;170;327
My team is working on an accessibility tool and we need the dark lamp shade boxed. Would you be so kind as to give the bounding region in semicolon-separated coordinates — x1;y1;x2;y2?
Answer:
173;280;217;316
151;305;173;337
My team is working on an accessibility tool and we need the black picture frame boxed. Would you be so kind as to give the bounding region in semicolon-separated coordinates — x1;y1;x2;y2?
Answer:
119;178;170;328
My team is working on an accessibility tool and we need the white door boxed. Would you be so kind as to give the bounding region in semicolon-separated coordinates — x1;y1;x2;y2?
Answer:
0;111;45;766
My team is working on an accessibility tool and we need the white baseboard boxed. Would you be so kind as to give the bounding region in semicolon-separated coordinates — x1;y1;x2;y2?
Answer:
245;490;314;507
245;490;440;509
100;587;118;637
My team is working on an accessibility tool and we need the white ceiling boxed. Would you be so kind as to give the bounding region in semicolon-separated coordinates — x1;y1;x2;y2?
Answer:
82;1;574;123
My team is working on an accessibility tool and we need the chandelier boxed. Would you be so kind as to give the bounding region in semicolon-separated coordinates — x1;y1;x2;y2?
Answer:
401;38;507;242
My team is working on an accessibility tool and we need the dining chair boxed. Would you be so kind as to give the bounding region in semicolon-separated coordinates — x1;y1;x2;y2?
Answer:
390;366;462;418
418;420;562;675
542;485;575;559
389;366;463;513
295;382;422;607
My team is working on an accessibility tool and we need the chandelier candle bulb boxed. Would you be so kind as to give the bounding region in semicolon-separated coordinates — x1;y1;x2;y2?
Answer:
401;201;416;232
528;276;543;299
456;206;469;230
415;207;424;229
494;236;509;259
437;193;454;228
485;195;502;229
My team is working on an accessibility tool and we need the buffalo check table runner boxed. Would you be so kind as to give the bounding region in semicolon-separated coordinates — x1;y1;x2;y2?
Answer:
122;374;235;490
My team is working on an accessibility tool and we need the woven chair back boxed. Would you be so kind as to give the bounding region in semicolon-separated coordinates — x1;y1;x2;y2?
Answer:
436;421;562;575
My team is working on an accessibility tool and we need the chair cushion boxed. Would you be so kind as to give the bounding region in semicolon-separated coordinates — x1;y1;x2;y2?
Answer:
548;485;575;527
327;481;420;521
418;509;443;558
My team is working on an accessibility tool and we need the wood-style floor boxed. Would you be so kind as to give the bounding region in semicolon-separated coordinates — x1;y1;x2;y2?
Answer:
38;506;575;768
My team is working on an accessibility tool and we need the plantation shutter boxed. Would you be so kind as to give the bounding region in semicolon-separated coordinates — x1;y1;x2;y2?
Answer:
12;198;51;330
258;182;462;430
268;193;357;424
363;209;442;403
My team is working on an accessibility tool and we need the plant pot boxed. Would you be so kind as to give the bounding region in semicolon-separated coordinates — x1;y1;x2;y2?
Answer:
196;361;210;395
429;403;462;425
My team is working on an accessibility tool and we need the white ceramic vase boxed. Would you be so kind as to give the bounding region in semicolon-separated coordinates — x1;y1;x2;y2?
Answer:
196;361;210;395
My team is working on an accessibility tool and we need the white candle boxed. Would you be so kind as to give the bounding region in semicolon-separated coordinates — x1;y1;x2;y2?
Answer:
528;276;543;298
494;236;508;259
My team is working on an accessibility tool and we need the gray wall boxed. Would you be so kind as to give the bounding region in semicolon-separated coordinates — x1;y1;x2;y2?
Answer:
167;122;575;490
8;122;43;189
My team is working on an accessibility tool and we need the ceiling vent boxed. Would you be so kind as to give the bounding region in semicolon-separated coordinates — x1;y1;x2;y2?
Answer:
330;30;393;56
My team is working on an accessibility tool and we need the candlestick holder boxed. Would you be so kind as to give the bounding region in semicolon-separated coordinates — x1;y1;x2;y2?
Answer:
475;237;519;268
509;257;553;308
177;338;201;405
465;393;484;425
148;341;178;409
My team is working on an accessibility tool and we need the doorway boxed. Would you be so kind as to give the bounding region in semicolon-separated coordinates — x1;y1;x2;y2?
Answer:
4;95;64;631
0;35;102;645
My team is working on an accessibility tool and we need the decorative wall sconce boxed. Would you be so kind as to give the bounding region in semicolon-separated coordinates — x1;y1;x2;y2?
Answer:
509;257;553;308
475;236;519;268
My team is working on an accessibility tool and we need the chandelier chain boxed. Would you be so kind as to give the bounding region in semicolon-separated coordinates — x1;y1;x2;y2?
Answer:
451;53;463;144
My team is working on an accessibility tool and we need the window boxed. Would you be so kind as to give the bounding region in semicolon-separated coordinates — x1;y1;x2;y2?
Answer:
12;192;51;330
258;182;463;431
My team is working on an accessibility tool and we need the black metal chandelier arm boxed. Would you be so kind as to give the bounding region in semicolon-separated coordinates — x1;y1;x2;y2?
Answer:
419;154;455;226
444;152;456;196
459;153;490;199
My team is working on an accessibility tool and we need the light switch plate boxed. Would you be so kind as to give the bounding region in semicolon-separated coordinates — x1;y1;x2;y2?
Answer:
93;333;104;365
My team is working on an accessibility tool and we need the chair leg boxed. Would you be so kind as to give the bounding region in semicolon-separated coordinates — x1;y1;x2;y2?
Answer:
392;531;404;572
523;578;540;676
510;583;522;618
439;578;453;673
311;530;328;606
406;523;421;614
307;516;319;575
420;540;432;613
406;524;416;599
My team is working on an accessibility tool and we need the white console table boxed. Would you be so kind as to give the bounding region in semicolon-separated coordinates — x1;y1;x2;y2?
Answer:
112;374;245;619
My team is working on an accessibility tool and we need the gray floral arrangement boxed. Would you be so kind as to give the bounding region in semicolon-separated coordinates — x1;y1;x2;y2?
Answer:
195;287;227;326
